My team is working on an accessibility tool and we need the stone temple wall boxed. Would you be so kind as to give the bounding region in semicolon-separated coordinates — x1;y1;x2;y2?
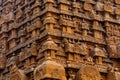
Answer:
0;0;120;80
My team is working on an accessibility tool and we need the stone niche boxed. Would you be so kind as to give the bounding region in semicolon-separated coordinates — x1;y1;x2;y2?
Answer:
34;58;66;80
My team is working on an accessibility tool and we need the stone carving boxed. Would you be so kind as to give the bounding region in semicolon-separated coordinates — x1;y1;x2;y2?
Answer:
115;0;120;4
96;2;104;11
107;72;120;80
0;45;6;69
16;6;23;19
117;43;120;54
34;58;66;80
93;21;105;40
108;43;120;58
44;17;56;30
31;42;38;56
64;39;74;53
19;48;25;62
108;44;117;56
76;66;101;80
92;45;106;64
7;11;14;21
81;20;89;36
39;37;58;59
7;53;19;67
84;2;93;11
9;65;28;80
0;53;6;69
0;0;120;80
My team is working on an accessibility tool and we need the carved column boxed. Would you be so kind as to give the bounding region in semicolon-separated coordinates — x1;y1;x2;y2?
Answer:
93;21;104;40
81;20;89;36
44;16;56;31
19;27;26;43
72;1;79;14
1;23;8;52
0;53;6;70
64;39;74;61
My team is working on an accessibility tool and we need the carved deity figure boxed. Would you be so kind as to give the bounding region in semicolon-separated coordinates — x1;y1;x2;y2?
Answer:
16;6;23;19
81;20;89;36
8;53;19;67
86;56;93;63
0;53;6;69
64;38;74;53
10;64;18;73
8;11;14;21
31;42;38;56
82;43;88;55
117;43;120;55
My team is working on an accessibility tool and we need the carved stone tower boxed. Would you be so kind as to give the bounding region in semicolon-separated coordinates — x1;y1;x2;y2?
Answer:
0;0;120;80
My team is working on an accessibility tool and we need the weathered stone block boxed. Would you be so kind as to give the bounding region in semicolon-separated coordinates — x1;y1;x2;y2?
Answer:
104;4;114;13
96;2;103;11
107;72;120;80
84;2;93;11
115;0;120;4
115;8;120;15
